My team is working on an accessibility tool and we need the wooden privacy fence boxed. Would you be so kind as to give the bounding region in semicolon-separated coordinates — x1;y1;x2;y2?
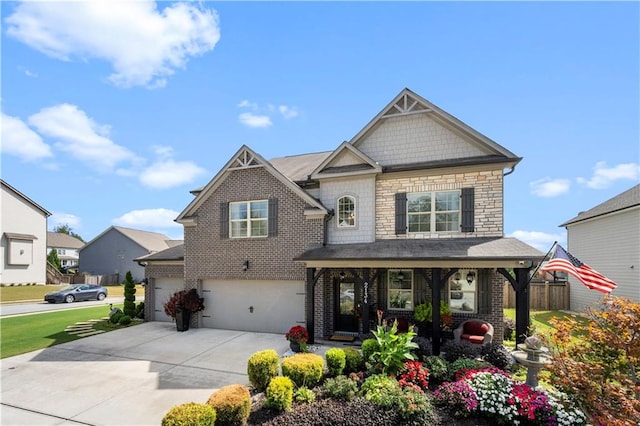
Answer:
503;280;570;310
70;273;121;286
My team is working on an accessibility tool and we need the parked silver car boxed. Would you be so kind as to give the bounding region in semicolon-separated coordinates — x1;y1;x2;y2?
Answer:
44;284;108;304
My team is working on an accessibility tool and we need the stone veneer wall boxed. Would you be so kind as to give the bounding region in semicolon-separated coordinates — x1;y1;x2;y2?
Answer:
376;169;504;239
183;166;324;303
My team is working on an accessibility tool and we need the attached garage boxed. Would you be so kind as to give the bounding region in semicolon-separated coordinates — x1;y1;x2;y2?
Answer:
201;280;305;334
153;277;184;322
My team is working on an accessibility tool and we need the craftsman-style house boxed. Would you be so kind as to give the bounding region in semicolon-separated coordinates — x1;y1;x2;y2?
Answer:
140;88;542;352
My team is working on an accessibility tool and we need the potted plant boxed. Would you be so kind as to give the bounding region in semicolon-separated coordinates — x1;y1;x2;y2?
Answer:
285;325;308;353
413;301;452;337
164;289;205;332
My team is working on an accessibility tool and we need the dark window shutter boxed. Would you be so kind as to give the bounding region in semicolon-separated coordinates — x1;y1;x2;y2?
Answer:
478;270;491;314
220;202;229;238
461;187;475;232
395;192;407;235
268;198;278;237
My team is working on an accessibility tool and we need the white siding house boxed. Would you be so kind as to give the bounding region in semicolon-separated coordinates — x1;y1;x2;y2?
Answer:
561;184;640;312
1;180;51;285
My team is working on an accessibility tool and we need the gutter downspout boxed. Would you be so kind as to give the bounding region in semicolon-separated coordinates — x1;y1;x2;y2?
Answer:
323;209;335;246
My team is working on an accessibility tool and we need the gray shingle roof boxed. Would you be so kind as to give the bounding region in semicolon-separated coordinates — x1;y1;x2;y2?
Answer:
47;232;84;249
268;151;332;182
135;243;184;262
561;184;640;226
296;237;543;261
112;226;172;252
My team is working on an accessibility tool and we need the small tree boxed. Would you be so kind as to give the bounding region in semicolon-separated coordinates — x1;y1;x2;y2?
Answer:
47;249;62;272
53;223;85;243
123;271;136;317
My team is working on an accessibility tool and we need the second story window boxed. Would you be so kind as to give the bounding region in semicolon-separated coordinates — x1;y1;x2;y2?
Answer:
230;200;268;238
407;190;460;233
337;196;356;227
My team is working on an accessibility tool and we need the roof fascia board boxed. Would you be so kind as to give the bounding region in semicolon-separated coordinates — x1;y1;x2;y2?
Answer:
1;179;52;217
298;259;538;268
562;204;640;228
378;160;519;180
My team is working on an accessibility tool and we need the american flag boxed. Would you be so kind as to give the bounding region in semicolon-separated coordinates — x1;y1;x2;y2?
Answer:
540;244;617;294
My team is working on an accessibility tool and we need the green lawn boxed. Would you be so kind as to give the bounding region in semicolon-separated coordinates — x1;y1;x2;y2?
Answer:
0;303;127;359
0;284;145;302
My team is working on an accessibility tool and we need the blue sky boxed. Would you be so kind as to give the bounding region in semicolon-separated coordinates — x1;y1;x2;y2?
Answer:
1;1;638;251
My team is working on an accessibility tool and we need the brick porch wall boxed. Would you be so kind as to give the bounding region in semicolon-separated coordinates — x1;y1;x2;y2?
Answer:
143;263;184;322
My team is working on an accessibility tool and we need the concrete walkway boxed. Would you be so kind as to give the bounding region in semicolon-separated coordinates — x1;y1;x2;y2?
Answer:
0;322;337;426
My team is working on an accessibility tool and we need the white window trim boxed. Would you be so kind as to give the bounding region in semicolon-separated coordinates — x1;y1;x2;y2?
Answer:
407;190;461;233
229;199;268;238
387;269;413;311
448;268;478;314
337;195;356;228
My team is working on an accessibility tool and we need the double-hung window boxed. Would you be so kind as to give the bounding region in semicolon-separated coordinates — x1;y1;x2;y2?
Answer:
388;270;413;310
229;200;268;238
337;196;356;227
407;190;460;233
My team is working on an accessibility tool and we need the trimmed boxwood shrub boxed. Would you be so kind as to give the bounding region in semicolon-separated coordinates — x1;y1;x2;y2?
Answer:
265;376;294;412
109;312;124;324
247;349;279;392
343;347;364;374
161;402;216;426
325;348;346;377
360;338;380;362
118;315;132;325
281;353;324;387
206;384;251;426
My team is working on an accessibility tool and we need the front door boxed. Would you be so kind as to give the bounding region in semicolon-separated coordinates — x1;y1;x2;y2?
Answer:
335;279;359;332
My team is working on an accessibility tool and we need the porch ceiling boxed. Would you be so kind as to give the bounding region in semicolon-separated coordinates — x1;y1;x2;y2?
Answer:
295;237;544;269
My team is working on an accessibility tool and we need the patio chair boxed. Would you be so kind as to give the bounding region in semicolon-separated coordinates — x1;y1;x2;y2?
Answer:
453;319;494;345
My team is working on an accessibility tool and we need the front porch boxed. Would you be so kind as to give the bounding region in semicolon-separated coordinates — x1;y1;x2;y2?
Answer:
296;237;543;355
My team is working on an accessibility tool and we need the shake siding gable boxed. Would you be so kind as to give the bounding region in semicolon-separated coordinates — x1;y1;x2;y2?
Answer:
184;167;324;290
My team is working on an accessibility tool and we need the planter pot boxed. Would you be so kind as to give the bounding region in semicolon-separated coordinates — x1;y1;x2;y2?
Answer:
175;310;192;332
289;341;302;353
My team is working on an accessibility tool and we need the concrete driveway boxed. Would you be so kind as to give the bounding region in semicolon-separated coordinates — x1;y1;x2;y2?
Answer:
0;322;305;425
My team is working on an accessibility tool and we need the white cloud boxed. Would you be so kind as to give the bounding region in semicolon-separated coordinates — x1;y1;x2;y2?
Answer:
279;105;299;119
508;230;564;253
577;161;640;189
151;145;175;159
238;112;272;128
113;208;182;229
5;1;220;89
139;159;207;189
529;177;571;197
237;100;257;109
28;104;141;171
49;213;82;231
1;112;53;161
18;66;37;78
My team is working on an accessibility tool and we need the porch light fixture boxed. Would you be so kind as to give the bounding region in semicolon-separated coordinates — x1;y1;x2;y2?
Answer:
339;271;346;281
466;271;475;285
454;272;461;284
397;271;405;281
243;260;249;271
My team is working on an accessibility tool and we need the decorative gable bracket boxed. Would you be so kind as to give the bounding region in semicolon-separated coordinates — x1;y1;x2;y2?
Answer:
382;93;431;118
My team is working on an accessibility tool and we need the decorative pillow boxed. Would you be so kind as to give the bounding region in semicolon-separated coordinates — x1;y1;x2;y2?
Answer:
464;321;489;336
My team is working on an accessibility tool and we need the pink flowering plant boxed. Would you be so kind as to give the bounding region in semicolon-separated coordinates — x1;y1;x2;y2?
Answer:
433;380;479;417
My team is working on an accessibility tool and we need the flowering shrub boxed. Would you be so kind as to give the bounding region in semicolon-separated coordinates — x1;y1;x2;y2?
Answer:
434;368;587;425
398;360;430;392
433;380;478;417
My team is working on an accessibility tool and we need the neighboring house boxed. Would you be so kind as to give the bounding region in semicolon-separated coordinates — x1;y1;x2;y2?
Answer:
47;232;84;271
1;180;51;285
80;226;181;283
139;88;542;351
560;184;640;312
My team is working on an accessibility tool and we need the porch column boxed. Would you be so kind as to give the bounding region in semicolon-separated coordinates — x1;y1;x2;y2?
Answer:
431;268;442;355
306;267;316;344
514;267;530;345
362;268;371;336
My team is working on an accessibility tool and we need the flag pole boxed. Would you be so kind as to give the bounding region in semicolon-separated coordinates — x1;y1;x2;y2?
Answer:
525;241;557;286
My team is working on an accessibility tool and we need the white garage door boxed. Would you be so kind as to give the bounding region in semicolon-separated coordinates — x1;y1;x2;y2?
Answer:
153;278;184;322
201;280;305;334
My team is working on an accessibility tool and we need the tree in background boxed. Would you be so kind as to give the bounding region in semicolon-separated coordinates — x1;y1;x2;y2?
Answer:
47;249;62;272
123;271;136;317
53;224;85;243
